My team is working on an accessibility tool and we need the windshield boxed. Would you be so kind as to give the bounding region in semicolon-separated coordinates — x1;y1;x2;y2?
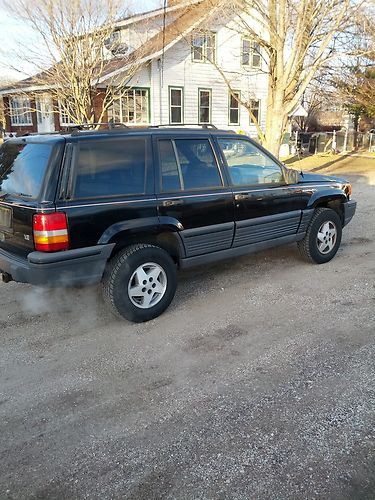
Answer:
0;142;52;199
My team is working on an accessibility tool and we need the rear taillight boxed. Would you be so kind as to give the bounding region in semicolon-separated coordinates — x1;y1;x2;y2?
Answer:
33;212;69;252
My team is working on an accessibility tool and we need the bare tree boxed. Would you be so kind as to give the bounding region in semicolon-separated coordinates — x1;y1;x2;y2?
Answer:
1;0;149;126
197;0;358;156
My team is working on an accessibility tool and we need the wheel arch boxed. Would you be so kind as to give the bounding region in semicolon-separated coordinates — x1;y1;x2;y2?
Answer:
98;217;186;265
311;194;347;224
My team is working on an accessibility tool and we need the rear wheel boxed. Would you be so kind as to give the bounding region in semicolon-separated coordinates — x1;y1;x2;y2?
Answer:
102;244;177;322
298;208;342;264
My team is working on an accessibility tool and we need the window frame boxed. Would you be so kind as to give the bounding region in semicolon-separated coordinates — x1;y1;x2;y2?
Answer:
191;31;217;63
217;136;286;188
58;100;75;127
9;96;33;126
241;38;262;69
68;136;149;201
249;99;261;125
198;88;212;125
157;137;225;194
108;87;151;125
168;86;184;125
228;91;240;126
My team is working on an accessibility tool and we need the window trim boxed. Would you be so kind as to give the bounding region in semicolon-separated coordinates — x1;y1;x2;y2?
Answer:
9;96;33;126
168;86;184;125
228;90;240;126
217;136;286;188
58;100;75;127
198;88;212;125
108;87;151;125
68;137;148;201
158;137;225;194
249;99;261;126
191;31;217;63
241;37;262;69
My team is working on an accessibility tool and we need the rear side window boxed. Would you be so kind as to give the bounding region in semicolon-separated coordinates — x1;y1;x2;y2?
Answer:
159;138;222;191
73;138;146;199
0;142;52;199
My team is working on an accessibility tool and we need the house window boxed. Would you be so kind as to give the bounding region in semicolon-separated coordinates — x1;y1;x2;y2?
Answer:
198;89;211;124
192;32;216;62
249;99;260;124
108;88;149;125
9;97;32;126
169;87;183;124
59;100;75;126
229;91;240;125
242;39;261;68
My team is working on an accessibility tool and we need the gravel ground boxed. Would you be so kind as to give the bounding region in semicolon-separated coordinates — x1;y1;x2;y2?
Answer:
1;161;374;499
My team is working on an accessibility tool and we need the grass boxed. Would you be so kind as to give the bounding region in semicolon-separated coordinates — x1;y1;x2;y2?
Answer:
285;151;374;171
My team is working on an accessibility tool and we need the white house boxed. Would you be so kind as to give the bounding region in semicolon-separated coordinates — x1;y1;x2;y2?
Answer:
1;0;268;137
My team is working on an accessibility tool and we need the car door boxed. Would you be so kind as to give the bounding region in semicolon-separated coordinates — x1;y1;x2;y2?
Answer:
56;134;157;249
216;136;304;247
155;135;234;257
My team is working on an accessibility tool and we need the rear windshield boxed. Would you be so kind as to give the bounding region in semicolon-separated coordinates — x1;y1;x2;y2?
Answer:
0;142;52;199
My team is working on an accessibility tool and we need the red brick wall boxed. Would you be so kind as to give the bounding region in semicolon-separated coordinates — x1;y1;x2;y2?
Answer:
93;89;107;125
3;89;109;134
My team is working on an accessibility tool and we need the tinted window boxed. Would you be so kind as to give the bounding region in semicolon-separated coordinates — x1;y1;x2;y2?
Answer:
0;142;52;199
160;139;222;191
218;138;284;186
73;138;146;198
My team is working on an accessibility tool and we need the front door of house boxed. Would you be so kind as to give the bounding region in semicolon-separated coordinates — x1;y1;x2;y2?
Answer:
36;95;55;133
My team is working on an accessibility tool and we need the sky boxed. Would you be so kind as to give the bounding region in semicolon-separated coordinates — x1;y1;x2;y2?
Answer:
0;0;162;82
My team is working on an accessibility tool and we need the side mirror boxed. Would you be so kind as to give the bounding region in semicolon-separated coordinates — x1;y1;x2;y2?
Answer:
283;166;301;185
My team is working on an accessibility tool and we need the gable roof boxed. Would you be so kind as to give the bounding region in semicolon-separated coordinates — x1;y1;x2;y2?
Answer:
98;0;217;83
0;0;216;94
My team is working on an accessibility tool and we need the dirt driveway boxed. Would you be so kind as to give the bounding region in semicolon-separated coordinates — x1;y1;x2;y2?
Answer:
1;158;374;499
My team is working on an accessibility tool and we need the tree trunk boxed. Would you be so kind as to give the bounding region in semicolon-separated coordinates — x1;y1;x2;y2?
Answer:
264;90;287;157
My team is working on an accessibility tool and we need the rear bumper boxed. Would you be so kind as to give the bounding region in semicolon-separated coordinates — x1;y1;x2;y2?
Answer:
343;200;356;227
0;244;115;286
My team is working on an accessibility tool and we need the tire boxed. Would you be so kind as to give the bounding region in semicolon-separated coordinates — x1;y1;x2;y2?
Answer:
297;208;342;264
102;244;177;322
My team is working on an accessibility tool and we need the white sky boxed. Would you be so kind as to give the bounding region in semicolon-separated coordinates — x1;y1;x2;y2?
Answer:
0;0;162;82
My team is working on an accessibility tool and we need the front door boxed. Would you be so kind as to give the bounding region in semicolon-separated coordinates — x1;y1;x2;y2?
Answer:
36;95;55;133
155;136;234;257
216;136;303;247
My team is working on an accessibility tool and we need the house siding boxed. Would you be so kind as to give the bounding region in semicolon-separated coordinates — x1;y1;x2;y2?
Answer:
148;18;268;137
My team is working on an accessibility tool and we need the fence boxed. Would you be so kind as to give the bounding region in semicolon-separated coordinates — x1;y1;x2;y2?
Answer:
289;131;375;155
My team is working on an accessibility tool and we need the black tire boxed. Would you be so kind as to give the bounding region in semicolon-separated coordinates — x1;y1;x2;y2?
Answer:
297;208;342;264
102;244;177;322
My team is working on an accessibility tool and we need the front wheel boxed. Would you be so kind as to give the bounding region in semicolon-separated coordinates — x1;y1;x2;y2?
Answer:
102;244;177;322
298;208;342;264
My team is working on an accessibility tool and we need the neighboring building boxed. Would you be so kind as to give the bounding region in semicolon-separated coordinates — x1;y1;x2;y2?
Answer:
0;0;268;137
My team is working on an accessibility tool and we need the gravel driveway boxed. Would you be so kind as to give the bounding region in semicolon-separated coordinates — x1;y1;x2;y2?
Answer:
1;164;374;499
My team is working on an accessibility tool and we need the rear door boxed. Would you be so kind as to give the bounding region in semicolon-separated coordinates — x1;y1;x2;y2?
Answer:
0;139;61;257
56;135;156;249
216;136;304;247
155;135;234;257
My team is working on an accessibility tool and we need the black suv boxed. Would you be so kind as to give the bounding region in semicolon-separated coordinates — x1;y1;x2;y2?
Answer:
0;127;356;322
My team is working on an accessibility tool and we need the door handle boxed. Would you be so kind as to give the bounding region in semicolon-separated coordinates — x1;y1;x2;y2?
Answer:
234;193;250;201
162;199;184;207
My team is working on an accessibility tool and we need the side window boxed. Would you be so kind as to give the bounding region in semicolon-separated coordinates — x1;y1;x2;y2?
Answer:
218;138;284;186
73;138;146;198
160;139;222;191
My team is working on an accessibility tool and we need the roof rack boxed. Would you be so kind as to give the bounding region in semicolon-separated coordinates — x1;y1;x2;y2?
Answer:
149;123;218;129
69;122;129;134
